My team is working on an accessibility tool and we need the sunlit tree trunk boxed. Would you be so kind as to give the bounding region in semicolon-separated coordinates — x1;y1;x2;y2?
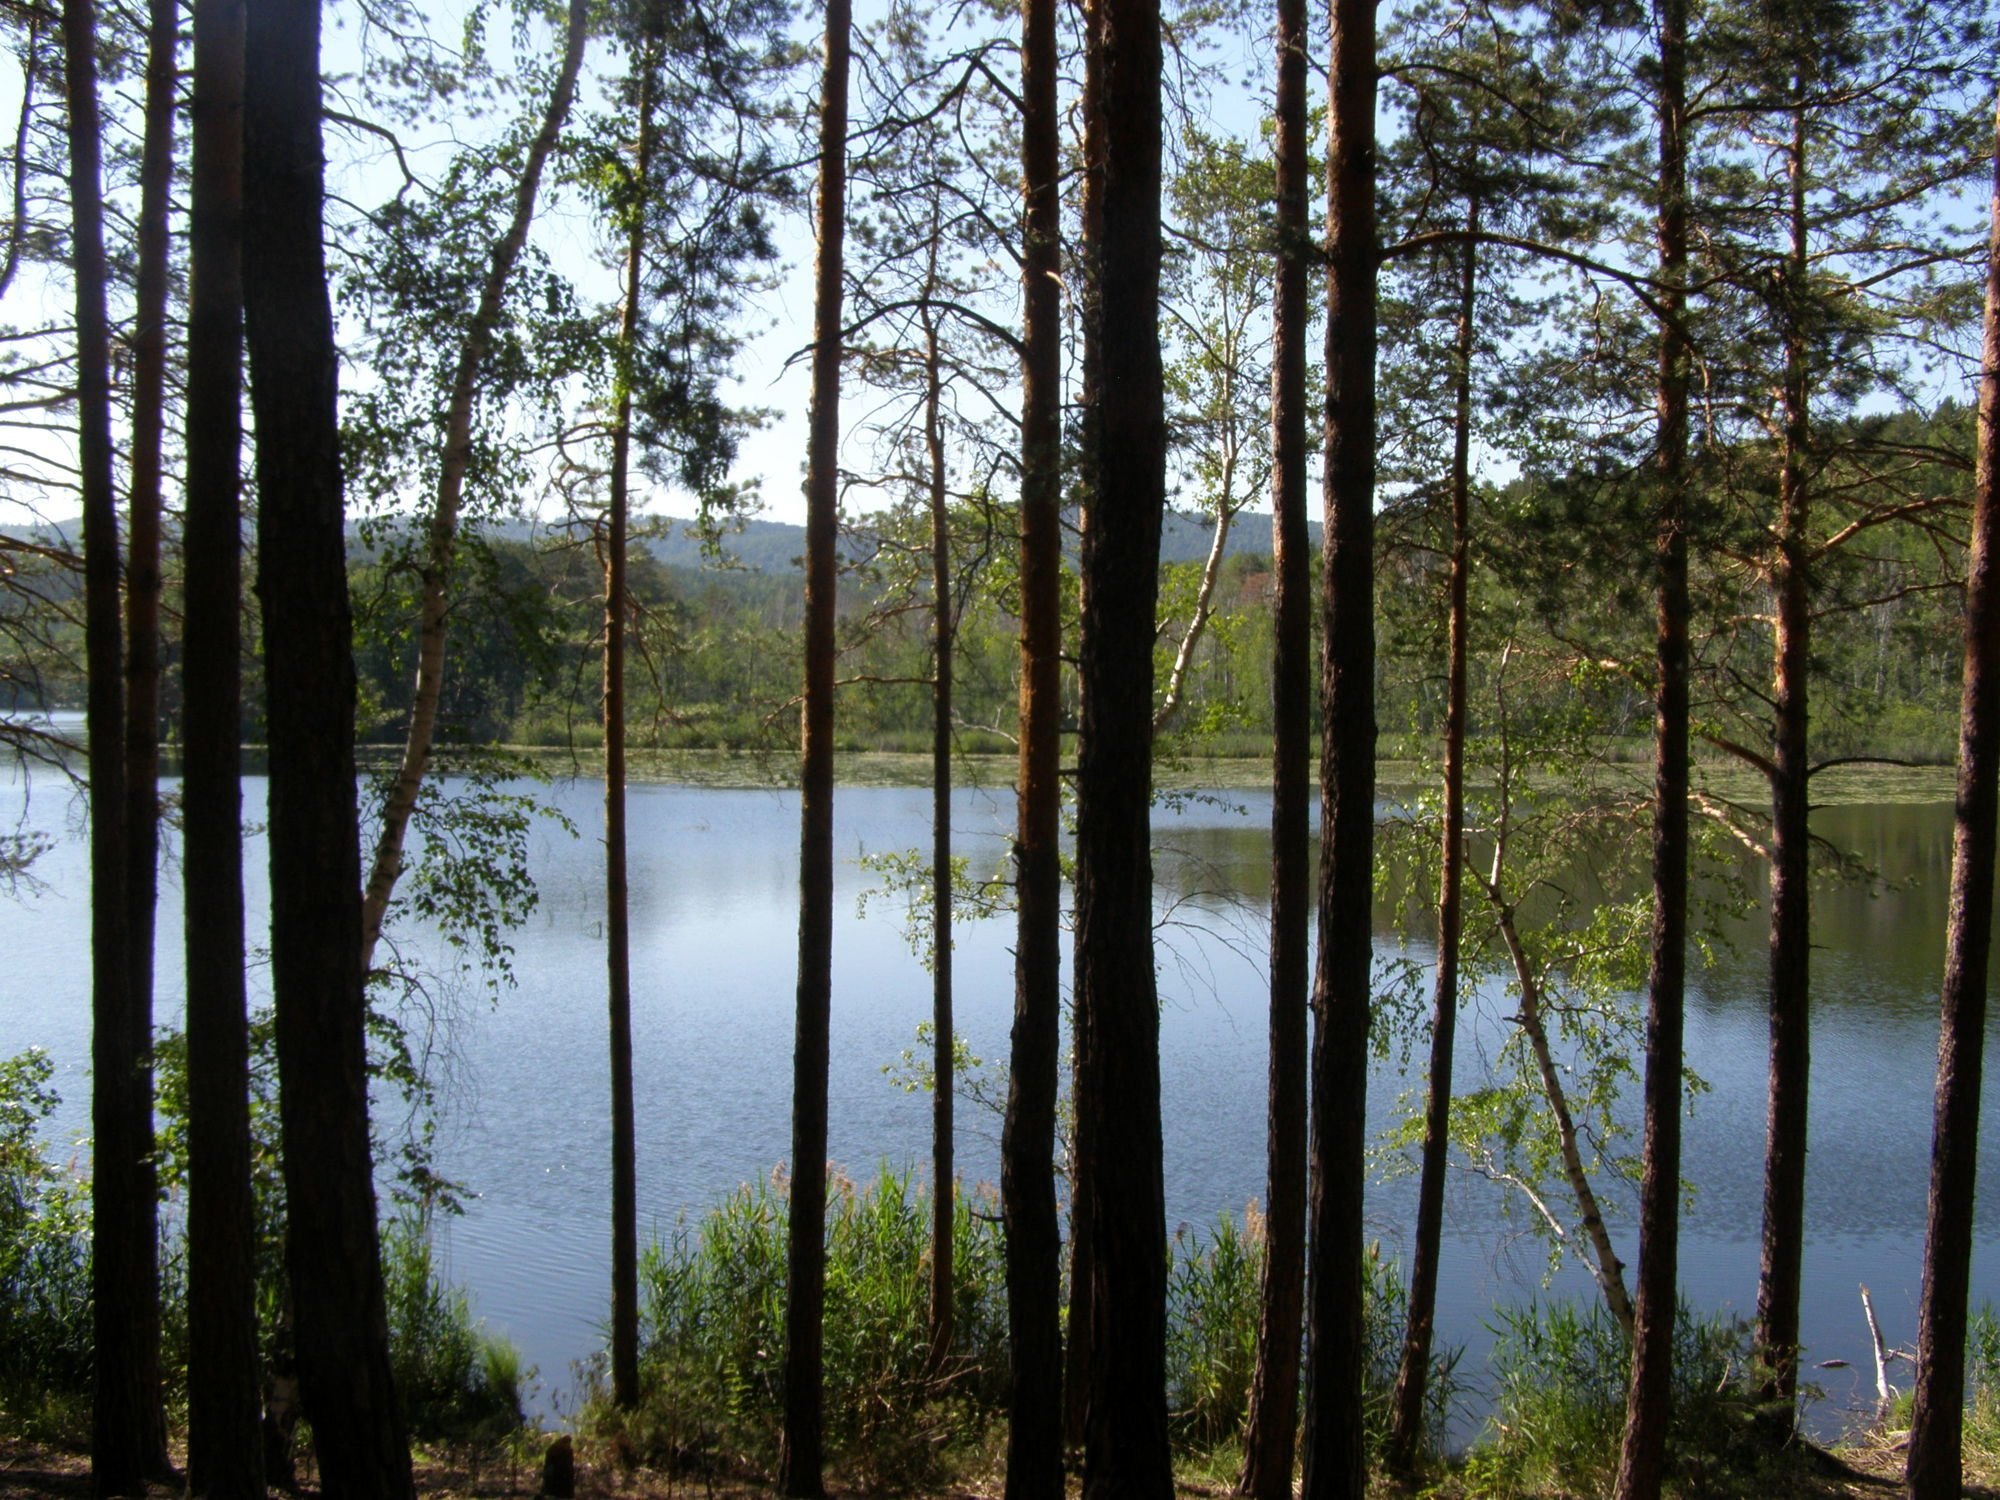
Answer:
604;32;658;1414
1905;90;2000;1500
356;0;590;973
1754;88;1813;1430
780;2;849;1490
923;308;957;1372
1064;0;1107;1449
183;0;262;1485
1614;0;1691;1488
1000;0;1065;1471
1236;0;1309;1485
1072;0;1172;1488
1387;197;1479;1473
1299;0;1376;1491
243;0;414;1486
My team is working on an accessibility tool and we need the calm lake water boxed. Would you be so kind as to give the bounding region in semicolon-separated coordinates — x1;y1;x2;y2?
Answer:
4;762;1999;1440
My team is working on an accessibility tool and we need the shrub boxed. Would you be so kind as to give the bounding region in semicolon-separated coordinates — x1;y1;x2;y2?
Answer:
0;1048;93;1437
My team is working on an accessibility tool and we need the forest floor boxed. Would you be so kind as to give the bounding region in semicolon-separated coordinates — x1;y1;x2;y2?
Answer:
5;1432;1997;1500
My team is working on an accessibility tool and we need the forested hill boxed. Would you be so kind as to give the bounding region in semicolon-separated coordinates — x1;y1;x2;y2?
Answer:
478;505;1314;573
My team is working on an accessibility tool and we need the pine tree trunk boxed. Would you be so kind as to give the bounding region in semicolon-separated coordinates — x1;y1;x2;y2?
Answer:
605;35;656;1414
1614;0;1691;1488
924;311;956;1372
243;0;415;1489
183;0;263;1485
1236;0;1309;1485
1299;0;1376;1491
1000;0;1063;1475
1754;93;1813;1431
356;0;590;973
779;3;849;1490
1064;0;1108;1450
64;0;147;1484
117;0;175;1468
1386;203;1479;1473
1905;90;2000;1500
1073;0;1172;1489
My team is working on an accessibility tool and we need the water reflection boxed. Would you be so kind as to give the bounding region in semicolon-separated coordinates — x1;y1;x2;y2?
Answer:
2;769;1996;1437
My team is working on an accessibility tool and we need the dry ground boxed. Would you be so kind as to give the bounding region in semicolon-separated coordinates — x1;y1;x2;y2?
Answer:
6;1434;1999;1500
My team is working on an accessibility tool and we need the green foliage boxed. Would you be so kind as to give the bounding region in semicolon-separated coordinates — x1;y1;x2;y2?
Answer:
604;1166;1005;1487
1470;1299;1763;1495
0;1049;92;1435
1962;1305;2000;1455
1165;1212;1260;1449
381;1212;526;1446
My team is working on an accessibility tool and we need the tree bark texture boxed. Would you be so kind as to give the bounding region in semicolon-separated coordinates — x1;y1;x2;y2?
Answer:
1300;0;1376;1492
243;0;415;1488
357;0;590;973
1905;90;2000;1500
1236;0;1309;1487
1754;95;1813;1427
117;0;176;1465
1073;0;1171;1488
1614;0;1691;1488
604;34;656;1414
924;310;957;1372
780;3;848;1491
183;0;263;1486
1064;5;1108;1448
64;0;147;1484
1000;0;1064;1480
1386;204;1479;1473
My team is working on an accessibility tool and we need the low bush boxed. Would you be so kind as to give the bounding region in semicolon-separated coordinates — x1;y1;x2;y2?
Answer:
0;1048;93;1439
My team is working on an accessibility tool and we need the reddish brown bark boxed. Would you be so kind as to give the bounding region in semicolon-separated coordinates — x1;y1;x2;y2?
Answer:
1072;0;1172;1489
923;309;956;1373
1299;0;1376;1491
182;0;263;1487
1236;0;1309;1488
604;34;657;1414
114;0;178;1468
1614;0;1691;1488
779;4;849;1491
1905;91;2000;1500
63;0;146;1484
1753;92;1813;1427
998;0;1063;1482
243;0;415;1487
1063;1;1107;1450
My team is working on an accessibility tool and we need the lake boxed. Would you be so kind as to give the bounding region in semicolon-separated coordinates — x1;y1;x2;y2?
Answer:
3;762;1998;1441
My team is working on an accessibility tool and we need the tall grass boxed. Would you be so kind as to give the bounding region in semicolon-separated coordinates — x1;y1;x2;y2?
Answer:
604;1173;1455;1485
611;1166;1005;1486
381;1213;525;1445
1471;1298;1759;1495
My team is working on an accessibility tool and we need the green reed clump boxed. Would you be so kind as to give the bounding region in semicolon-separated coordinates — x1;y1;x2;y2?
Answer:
1473;1298;1759;1495
1163;1214;1453;1459
1961;1306;2000;1463
0;1048;93;1438
382;1213;525;1446
617;1166;1006;1487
